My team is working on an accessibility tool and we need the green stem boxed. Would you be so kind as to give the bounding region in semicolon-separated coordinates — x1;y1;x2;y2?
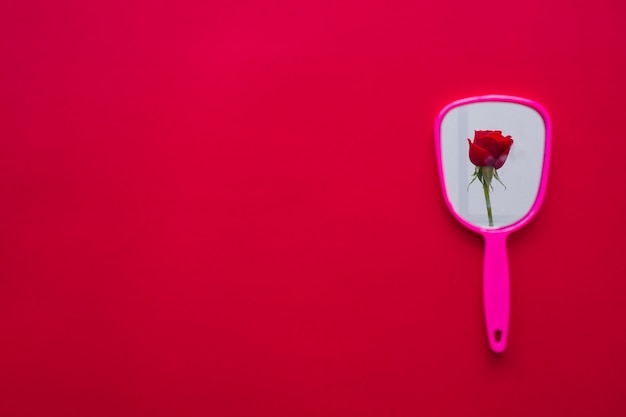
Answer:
482;180;493;227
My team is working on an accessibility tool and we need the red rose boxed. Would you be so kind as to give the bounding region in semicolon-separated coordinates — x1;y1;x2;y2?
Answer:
467;130;514;169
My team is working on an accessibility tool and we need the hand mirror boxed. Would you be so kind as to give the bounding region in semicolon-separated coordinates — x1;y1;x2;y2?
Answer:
435;95;552;353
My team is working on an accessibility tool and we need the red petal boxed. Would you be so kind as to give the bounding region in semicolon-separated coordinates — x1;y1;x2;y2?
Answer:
494;143;513;169
468;138;495;167
475;130;502;141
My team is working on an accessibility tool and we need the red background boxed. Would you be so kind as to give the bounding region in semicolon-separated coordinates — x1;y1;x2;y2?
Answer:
1;1;626;416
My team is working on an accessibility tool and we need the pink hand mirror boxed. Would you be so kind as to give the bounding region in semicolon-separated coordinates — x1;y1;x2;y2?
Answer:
435;95;552;353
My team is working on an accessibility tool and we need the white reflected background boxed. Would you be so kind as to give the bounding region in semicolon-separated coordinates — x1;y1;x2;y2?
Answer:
440;102;546;228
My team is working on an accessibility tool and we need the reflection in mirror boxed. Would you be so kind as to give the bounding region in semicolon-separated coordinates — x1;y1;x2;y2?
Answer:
440;102;545;229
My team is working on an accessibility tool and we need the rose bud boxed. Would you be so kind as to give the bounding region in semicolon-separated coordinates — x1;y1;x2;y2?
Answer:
467;130;514;169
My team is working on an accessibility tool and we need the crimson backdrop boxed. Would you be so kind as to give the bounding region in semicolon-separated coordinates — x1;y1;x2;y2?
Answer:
1;0;626;416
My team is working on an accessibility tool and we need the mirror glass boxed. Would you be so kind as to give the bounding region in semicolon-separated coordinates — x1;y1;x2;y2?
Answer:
439;101;546;229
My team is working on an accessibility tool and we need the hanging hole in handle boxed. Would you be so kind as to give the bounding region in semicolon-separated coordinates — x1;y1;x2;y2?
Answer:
494;329;502;343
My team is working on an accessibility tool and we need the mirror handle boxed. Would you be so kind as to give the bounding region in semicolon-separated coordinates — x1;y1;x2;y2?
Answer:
483;232;510;353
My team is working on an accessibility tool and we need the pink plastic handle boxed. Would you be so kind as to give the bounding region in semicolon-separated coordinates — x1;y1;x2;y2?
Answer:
483;232;510;353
